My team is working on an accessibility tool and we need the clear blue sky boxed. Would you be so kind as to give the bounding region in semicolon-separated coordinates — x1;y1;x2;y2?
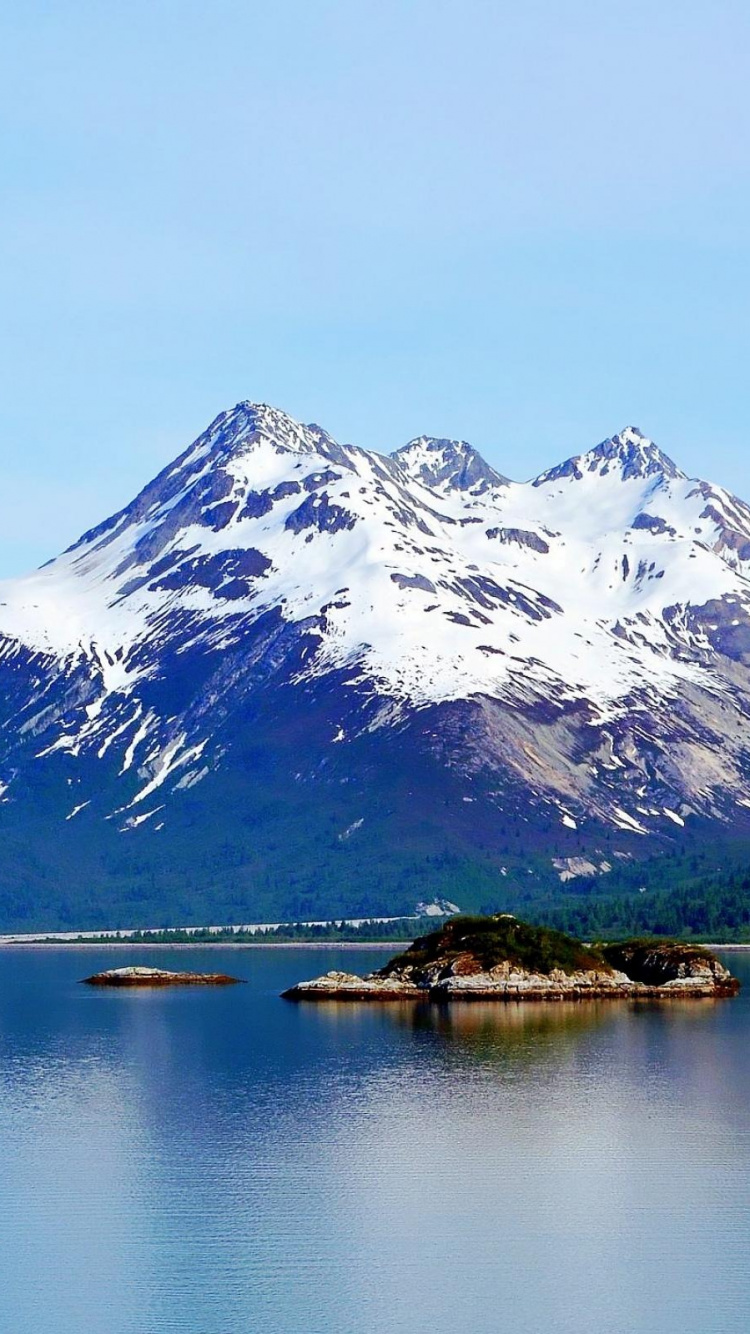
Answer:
1;0;749;573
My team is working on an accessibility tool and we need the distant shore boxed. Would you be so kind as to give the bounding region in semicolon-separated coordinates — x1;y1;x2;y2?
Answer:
0;938;402;950
1;934;748;951
701;943;750;951
0;917;433;948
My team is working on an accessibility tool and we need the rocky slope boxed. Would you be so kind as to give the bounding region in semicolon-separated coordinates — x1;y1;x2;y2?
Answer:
282;915;740;1001
2;403;750;928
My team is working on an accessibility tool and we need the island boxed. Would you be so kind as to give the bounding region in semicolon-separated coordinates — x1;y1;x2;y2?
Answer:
81;965;242;987
281;915;740;1001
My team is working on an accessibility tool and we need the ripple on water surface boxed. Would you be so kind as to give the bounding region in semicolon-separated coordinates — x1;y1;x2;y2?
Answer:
0;945;748;1334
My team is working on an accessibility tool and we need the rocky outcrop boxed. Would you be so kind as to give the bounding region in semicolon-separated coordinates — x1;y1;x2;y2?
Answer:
283;964;635;1001
282;916;739;1002
600;939;736;990
282;969;424;1001
485;526;550;554
81;965;242;987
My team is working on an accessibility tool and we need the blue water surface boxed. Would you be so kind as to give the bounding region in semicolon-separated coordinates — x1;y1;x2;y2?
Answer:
0;944;748;1334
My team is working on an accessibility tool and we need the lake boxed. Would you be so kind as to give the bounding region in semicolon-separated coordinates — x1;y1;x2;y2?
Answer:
0;944;748;1333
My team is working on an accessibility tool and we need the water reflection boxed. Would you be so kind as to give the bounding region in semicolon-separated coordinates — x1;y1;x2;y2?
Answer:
396;995;615;1036
0;946;748;1334
307;995;612;1035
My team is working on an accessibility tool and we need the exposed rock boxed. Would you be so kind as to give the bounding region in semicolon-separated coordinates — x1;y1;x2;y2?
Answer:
390;573;437;593
285;493;357;535
485;526;550;554
631;512;677;538
281;969;423;1000
600;939;736;990
149;548;271;596
81;965;242;987
392;437;509;494
534;430;684;485
11;403;750;933
282;915;739;1002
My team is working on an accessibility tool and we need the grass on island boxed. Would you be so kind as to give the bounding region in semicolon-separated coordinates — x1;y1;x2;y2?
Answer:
599;936;716;969
381;914;612;977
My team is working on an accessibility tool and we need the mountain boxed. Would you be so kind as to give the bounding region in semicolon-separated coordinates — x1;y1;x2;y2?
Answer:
2;404;750;930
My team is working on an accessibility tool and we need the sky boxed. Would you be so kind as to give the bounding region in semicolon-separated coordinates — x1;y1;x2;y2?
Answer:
1;0;749;573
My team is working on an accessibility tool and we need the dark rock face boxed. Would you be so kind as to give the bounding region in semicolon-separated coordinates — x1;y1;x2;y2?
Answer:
686;597;750;663
285;493;357;534
391;438;509;494
149;549;272;597
534;430;683;487
390;573;437;593
485;527;550;554
600;940;738;993
10;402;750;936
240;480;305;520
240;489;275;519
445;573;559;620
125;469;238;569
302;468;342;492
631;513;677;537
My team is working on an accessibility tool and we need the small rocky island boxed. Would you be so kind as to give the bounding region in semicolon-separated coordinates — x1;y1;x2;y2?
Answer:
282;915;739;1002
82;965;242;987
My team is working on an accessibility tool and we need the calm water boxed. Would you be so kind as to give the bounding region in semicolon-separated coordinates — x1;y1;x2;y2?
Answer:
1;945;749;1333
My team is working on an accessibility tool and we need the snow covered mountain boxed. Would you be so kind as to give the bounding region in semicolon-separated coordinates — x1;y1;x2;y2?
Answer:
2;403;750;929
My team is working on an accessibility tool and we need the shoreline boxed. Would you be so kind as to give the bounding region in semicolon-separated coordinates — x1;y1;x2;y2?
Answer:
1;936;748;951
0;939;402;950
700;944;750;951
0;916;426;947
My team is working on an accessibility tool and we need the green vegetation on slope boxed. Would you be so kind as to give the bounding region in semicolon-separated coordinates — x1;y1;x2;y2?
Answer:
497;867;750;942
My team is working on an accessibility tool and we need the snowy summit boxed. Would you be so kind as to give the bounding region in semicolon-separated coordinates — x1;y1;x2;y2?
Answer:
1;402;750;926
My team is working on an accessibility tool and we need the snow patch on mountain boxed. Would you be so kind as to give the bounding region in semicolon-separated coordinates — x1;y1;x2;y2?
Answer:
2;403;750;841
1;409;745;716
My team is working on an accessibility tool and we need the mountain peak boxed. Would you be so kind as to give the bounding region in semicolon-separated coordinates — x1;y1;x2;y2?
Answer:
199;401;333;459
392;436;509;495
7;394;750;936
534;427;685;487
591;427;685;480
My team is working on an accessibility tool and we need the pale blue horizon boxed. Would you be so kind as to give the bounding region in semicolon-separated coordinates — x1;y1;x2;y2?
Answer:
1;0;749;574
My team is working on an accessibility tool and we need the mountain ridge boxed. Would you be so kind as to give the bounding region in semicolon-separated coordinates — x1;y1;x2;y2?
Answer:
1;402;750;930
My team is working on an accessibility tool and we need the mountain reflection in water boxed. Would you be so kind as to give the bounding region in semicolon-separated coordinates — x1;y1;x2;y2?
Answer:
0;944;748;1334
